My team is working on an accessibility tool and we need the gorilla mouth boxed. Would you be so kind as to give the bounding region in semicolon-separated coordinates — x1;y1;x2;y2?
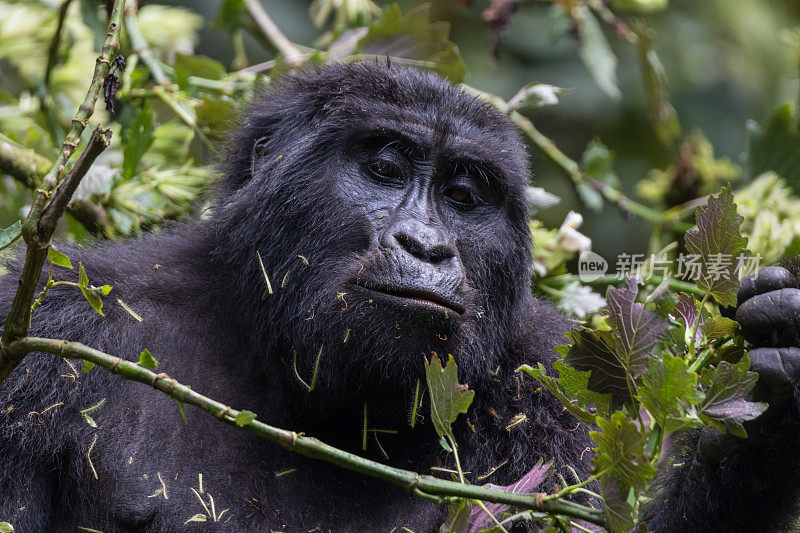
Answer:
353;283;466;315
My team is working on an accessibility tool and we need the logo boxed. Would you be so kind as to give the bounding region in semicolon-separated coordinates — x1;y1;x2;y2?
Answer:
578;251;608;283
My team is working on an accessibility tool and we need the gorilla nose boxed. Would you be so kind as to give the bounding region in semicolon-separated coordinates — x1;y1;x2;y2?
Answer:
387;220;456;266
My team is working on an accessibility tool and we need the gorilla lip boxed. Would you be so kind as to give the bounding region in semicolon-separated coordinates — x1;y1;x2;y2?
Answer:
353;283;465;315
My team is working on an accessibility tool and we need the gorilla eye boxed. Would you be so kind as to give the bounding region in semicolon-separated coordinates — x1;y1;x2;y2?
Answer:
367;158;402;184
445;185;477;206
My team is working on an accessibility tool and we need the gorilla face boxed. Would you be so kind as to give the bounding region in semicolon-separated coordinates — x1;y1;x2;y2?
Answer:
215;63;534;405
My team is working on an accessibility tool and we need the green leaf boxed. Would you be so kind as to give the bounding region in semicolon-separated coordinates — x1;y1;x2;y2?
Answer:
48;247;74;270
234;410;257;427
554;359;611;417
698;355;767;437
582;139;621;190
746;103;800;187
355;4;466;84
637;26;680;146
563;279;668;407
78;263;104;316
424;353;475;444
591;411;656;494
639;354;702;433
137;349;159;370
211;0;247;31
600;476;636;533
82;360;95;373
121;104;155;181
83;413;98;428
0;522;15;533
574;6;620;99
0;220;21;251
174;54;227;91
517;362;597;424
703;315;739;340
684;185;748;307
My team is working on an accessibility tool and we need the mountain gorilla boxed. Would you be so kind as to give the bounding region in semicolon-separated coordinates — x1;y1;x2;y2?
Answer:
2;63;800;532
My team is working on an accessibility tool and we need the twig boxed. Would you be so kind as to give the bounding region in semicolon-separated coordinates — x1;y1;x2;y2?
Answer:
0;0;125;382
124;0;168;85
44;0;76;88
242;0;304;66
40;126;112;234
7;336;607;528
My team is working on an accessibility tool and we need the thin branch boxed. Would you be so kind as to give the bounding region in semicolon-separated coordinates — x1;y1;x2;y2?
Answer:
7;336;606;528
39;126;112;234
44;0;76;88
242;0;304;66
0;139;115;236
0;139;51;190
123;0;169;85
0;0;125;380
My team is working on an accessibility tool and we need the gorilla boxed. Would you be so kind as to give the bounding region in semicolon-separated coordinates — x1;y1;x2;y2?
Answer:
2;63;800;532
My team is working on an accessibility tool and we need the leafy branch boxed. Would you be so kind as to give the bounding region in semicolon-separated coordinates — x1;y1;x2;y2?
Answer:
5;335;606;527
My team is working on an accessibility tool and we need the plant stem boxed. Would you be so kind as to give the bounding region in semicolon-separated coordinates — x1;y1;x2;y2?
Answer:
152;86;211;148
542;274;704;296
7;336;606;528
124;0;168;85
0;0;125;382
243;0;304;66
44;0;76;88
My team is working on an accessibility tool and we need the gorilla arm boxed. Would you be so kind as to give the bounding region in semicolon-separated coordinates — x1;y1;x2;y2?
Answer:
644;266;800;532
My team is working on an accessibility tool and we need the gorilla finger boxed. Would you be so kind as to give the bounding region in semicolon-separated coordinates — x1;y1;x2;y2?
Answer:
738;266;794;306
736;288;800;347
748;347;800;405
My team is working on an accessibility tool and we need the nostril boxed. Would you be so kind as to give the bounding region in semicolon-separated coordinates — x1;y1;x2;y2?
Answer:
393;232;426;259
392;232;455;264
428;245;455;264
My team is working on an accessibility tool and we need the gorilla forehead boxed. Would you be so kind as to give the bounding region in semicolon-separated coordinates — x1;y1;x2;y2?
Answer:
231;62;529;191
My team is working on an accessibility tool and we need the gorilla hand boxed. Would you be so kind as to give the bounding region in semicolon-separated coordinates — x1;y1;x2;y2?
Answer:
698;265;800;464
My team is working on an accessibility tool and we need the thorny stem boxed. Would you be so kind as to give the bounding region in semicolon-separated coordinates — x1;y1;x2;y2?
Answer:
0;0;125;382
6;336;607;528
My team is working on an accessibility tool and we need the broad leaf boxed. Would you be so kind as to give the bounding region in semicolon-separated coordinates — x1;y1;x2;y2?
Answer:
699;356;767;437
48;247;74;270
424;353;475;444
137;348;159;370
517;362;597;424
684;185;748;307
355;5;466;83
673;292;701;345
637;25;680;146
554;359;611;417
78;263;104;316
639;354;702;433
563;279;668;407
591;411;656;493
561;328;629;408
574;6;620;99
121;105;155;181
0;220;21;251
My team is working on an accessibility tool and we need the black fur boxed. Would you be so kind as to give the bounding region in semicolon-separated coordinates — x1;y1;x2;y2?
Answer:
1;63;799;532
